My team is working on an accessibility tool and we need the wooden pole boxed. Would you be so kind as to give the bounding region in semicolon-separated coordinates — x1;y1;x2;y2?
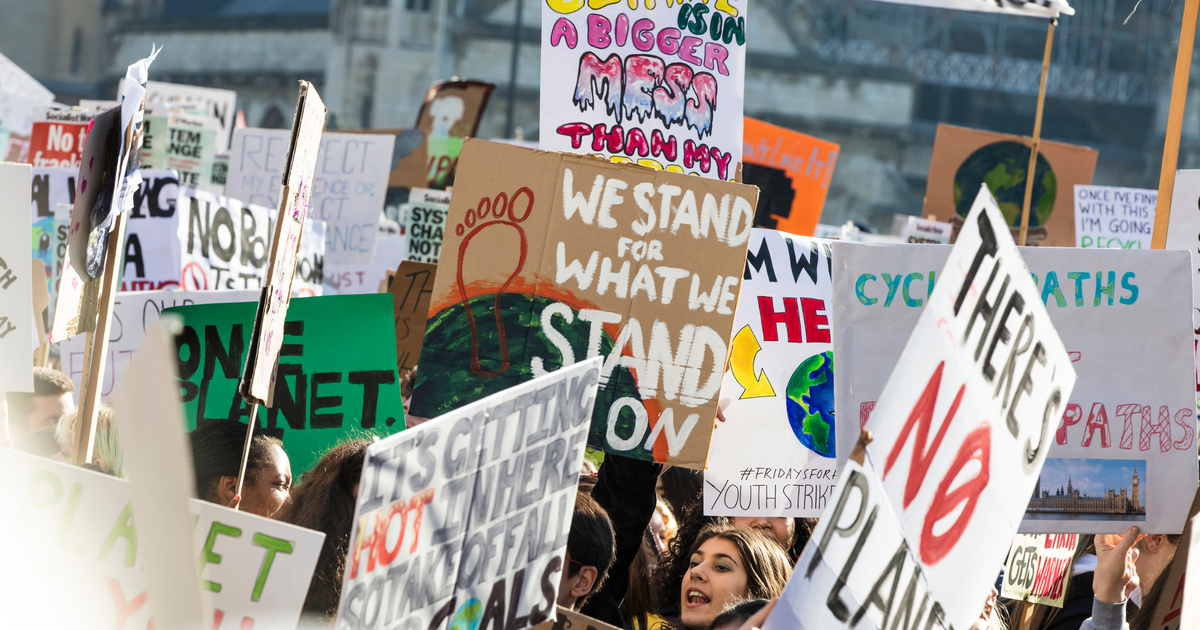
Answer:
73;212;128;466
1019;18;1056;247
1152;0;1200;249
233;404;259;506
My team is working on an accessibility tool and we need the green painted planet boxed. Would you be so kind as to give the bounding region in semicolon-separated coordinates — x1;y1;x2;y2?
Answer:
953;141;1057;228
785;351;834;459
450;598;482;630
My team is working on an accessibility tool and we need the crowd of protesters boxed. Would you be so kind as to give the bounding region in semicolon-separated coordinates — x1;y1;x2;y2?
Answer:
0;365;1180;630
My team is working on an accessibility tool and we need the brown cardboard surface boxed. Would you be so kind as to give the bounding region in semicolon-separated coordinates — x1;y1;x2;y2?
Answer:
388;260;437;377
530;607;623;630
923;124;1097;247
410;138;756;469
408;80;495;190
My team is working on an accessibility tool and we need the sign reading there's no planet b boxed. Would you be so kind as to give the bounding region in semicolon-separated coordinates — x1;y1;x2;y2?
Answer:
1074;185;1156;250
704;229;838;517
163;294;405;476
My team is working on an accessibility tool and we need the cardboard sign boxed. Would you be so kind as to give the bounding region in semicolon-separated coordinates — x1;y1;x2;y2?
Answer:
410;139;757;469
0;448;324;630
0;162;33;391
1001;534;1078;607
901;216;953;244
165;294;403;476
60;289;260;402
1162;171;1200;409
1074;185;1156;250
399;81;495;190
324;224;406;295
539;1;747;180
406;187;450;263
389;260;437;377
138;81;237;150
225;128;393;264
765;187;1076;630
335;358;602;630
531;607;625;630
742;117;839;236
874;0;1072;16
703;229;838;517
29;108;92;169
832;243;1196;533
923;124;1098;247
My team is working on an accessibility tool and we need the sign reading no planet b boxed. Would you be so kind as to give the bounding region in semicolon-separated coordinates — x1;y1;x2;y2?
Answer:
164;294;404;475
336;358;602;630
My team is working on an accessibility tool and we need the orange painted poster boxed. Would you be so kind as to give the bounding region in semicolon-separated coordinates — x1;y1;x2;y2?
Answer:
742;117;839;237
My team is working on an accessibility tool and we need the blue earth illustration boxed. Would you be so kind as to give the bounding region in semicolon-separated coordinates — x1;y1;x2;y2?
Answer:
450;598;482;630
953;141;1057;228
785;351;835;458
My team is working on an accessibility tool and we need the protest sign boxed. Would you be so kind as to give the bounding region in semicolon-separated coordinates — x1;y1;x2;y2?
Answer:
166;293;403;476
765;187;1076;630
531;607;624;630
901;216;953;244
165;109;221;190
411;139;756;469
1000;534;1078;608
1149;489;1200;630
923;124;1098;247
742;117;839;236
29;108;92;169
406;187;450;263
0;162;33;391
0;91;52;162
389;260;437;377
31;167;75;295
703;229;838;517
1162;170;1200;409
324;222;406;295
335;357;602;630
0;448;325;630
66;105;117;280
138;80;237;149
539;1;747;180
1075;185;1156;250
0;50;54;102
396;81;495;190
873;0;1072;16
226;128;393;264
122;169;183;291
60;289;259;402
832;241;1196;533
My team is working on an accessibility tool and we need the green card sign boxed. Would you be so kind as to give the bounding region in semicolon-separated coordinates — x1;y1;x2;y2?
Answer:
165;294;405;475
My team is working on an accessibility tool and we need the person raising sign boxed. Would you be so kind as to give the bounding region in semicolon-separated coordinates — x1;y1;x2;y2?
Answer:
188;419;292;518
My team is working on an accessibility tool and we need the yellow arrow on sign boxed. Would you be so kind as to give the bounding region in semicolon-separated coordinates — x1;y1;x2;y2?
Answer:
730;325;775;399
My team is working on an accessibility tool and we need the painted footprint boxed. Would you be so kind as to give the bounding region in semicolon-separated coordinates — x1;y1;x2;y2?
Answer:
455;187;535;378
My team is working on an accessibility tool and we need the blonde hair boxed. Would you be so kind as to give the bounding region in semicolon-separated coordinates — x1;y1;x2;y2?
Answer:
56;406;124;478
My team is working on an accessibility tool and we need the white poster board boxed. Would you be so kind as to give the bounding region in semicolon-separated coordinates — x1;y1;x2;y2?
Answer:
226;129;394;264
833;241;1196;534
0;163;32;392
1074;185;1156;250
901;216;952;244
122;169;184;291
766;187;1076;630
1164;170;1200;410
404;187;449;264
872;0;1072;17
0;448;324;630
539;0;747;180
137;81;237;150
324;221;406;294
336;358;603;630
704;229;838;516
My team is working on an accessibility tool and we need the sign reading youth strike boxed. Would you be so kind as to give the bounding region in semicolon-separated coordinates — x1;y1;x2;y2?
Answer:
765;188;1076;630
704;229;839;517
540;0;747;180
336;359;602;630
410;139;756;470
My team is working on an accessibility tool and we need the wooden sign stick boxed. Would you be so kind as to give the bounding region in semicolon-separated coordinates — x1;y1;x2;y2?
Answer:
234;404;259;499
1018;17;1056;247
1151;0;1200;249
72;211;128;466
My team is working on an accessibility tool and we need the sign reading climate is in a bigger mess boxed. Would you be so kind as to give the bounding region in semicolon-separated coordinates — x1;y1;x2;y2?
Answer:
540;0;747;180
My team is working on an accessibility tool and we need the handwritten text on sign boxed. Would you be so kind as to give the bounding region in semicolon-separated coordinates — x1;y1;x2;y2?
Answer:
1074;185;1156;250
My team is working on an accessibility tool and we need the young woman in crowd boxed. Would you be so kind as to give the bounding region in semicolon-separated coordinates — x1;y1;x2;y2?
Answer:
55;405;123;476
188;419;291;518
276;439;370;625
633;524;792;630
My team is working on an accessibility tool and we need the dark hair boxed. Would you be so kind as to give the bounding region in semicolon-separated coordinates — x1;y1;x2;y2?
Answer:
706;599;769;630
188;419;284;499
659;467;703;523
276;439;370;622
6;367;75;422
659;524;790;617
791;518;818;558
568;491;616;605
622;529;659;619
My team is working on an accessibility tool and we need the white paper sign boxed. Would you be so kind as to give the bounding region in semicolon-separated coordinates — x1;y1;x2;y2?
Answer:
704;229;838;517
122;169;184;291
405;187;449;264
1074;185;1156;250
324;224;406;295
834;241;1196;533
60;289;259;402
336;358;603;630
1164;170;1200;410
0;50;54;102
539;0;747;180
0;448;323;630
766;187;1076;630
0;163;33;392
137;81;237;150
226;129;395;264
872;0;1072;17
901;216;953;244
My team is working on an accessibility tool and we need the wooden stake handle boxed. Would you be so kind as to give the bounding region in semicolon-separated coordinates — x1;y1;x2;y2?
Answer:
234;404;260;506
1019;18;1056;247
1152;0;1200;249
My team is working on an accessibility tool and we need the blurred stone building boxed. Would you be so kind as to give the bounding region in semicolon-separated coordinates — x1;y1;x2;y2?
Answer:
0;0;1192;230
